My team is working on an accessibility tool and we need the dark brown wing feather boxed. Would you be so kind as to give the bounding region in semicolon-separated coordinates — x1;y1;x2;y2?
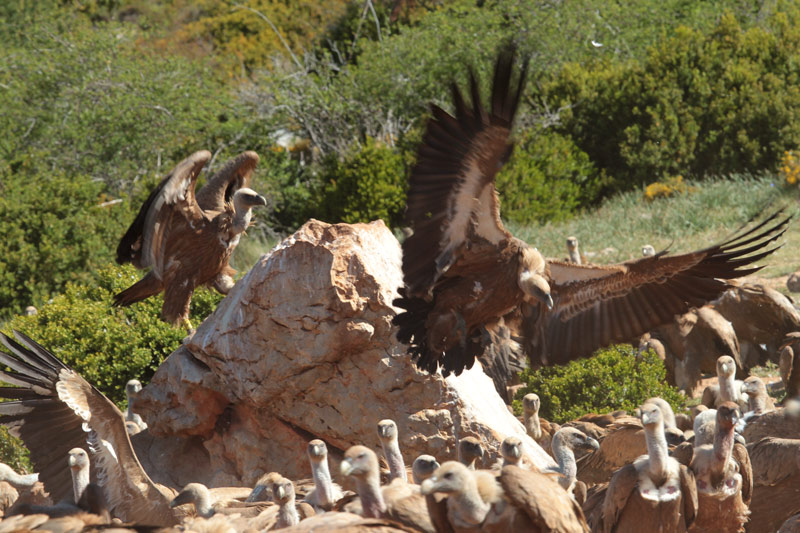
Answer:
195;151;259;212
525;211;790;367
115;151;210;269
0;332;177;525
399;46;527;298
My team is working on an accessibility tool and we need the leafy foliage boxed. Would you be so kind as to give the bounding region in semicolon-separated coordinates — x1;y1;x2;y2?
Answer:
317;139;407;227
496;130;604;224
514;345;685;424
0;170;131;319
3;264;222;406
538;9;800;192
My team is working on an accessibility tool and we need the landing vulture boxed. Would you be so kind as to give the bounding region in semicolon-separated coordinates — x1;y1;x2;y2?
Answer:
0;331;188;526
115;150;266;326
393;47;789;391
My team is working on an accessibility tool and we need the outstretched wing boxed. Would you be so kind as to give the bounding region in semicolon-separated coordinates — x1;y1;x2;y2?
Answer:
116;150;210;270
401;46;528;297
195;151;260;212
0;332;177;525
525;211;790;367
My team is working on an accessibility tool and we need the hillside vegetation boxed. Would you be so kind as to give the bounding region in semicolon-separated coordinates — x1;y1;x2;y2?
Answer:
1;2;800;468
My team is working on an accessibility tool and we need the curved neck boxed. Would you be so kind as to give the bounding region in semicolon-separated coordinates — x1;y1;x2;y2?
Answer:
644;423;669;483
232;202;253;233
748;390;766;413
311;458;335;507
277;498;299;527
552;438;576;483
712;425;735;477
524;410;542;440
451;477;491;526
71;466;90;504
381;439;407;482
719;374;738;403
355;472;386;518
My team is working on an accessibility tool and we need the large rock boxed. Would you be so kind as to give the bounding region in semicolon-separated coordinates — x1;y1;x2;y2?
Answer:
136;219;554;485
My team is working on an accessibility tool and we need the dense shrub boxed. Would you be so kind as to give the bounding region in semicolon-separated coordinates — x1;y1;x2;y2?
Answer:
496;130;604;224
513;345;685;424
538;10;800;193
317;139;407;227
0;170;131;319
3;263;222;406
0;428;31;474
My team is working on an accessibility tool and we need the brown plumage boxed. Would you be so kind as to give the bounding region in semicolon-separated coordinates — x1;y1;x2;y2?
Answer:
688;402;751;533
114;150;266;326
700;356;747;411
595;403;697;533
780;332;800;399
745;437;800;533
392;47;789;387
741;399;800;443
522;393;560;454
741;375;775;415
0;331;249;526
712;283;800;370
278;513;422;532
420;461;588;532
340;446;434;533
170;482;271;519
780;513;800;533
576;417;646;487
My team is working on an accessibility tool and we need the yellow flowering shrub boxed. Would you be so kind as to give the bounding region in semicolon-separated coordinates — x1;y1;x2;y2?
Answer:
781;150;800;185
643;175;695;201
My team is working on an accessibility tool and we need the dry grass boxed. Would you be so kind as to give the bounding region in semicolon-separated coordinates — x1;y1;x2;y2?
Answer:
508;174;800;292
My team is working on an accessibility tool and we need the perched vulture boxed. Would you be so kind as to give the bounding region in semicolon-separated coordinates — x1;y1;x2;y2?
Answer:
115;150;266;327
392;46;789;391
0;331;246;526
746;437;800;533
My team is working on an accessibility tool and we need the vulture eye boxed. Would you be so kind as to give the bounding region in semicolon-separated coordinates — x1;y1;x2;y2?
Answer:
443;472;453;480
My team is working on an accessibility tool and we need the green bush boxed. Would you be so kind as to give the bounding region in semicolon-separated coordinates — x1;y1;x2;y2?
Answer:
317;139;407;227
0;169;132;319
3;263;222;406
0;428;31;474
538;9;800;193
496;130;605;224
513;345;685;424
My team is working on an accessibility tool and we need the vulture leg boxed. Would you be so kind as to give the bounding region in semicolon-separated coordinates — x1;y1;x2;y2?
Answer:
113;272;163;307
161;281;194;328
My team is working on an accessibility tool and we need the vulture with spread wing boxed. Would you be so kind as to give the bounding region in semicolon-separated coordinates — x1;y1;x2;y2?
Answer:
115;150;266;326
393;47;789;395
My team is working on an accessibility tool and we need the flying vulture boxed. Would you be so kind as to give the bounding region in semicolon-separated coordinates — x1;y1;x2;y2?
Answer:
115;150;266;327
392;47;790;394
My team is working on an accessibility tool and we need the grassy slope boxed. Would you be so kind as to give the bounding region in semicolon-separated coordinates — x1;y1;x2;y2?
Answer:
508;174;800;288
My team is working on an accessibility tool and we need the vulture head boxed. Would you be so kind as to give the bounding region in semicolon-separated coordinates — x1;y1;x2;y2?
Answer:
716;402;741;432
340;445;379;481
641;402;664;428
642;244;656;257
420;461;472;496
500;436;523;465
232;187;267;210
741;376;766;398
307;439;328;463
125;379;142;397
458;436;485;468
566;236;579;252
272;477;296;505
170;482;209;509
68;448;89;473
412;455;440;484
716;355;737;379
554;427;599;454
522;393;540;415
377;419;399;442
517;246;553;309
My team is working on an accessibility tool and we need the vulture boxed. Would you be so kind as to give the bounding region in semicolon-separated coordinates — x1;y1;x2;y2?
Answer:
304;439;344;511
741;375;774;415
377;419;408;483
114;150;266;327
522;393;560;453
0;331;245;526
392;46;789;391
700;355;747;411
746;437;800;533
779;331;800;399
411;455;439;485
595;403;697;533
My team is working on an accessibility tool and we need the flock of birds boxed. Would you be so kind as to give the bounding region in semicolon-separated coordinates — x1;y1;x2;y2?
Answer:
2;43;799;532
0;338;800;533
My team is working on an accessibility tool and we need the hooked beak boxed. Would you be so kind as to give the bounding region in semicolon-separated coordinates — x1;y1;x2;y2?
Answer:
246;484;267;503
586;438;600;451
254;194;267;207
340;458;354;477
275;484;286;501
